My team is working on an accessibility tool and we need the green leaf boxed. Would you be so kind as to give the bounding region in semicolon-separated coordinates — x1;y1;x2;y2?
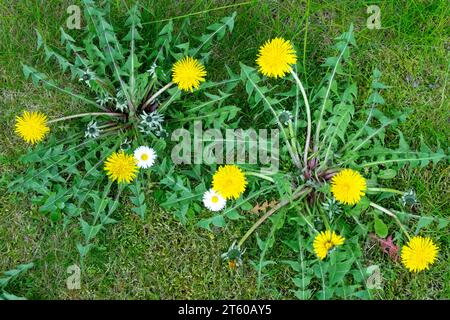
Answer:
80;219;102;242
36;29;43;49
437;218;449;230
0;263;34;290
211;215;226;228
76;243;93;258
378;169;397;179
329;259;354;285
293;276;312;288
415;216;434;233
225;209;243;220
294;289;313;300
129;180;147;220
239;202;253;211
282;260;301;272
374;216;388;238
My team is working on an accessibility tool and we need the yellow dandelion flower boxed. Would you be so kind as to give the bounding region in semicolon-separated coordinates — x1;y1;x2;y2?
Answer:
401;236;439;273
256;37;297;78
172;56;206;92
15;111;50;144
331;169;367;205
313;230;345;260
104;151;138;184
212;165;247;200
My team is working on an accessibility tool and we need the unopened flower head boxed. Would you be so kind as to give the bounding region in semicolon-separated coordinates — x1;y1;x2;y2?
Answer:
79;69;95;87
279;110;293;126
221;241;245;269
402;189;418;208
120;138;131;151
85;120;101;139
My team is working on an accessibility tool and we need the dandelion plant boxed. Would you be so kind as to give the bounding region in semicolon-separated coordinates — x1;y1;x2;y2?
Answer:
8;1;448;299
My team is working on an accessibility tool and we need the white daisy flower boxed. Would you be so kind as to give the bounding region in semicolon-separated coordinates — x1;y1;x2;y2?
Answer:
133;146;157;169
203;189;226;212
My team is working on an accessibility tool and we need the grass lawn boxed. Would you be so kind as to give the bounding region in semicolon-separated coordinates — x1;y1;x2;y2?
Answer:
0;0;448;299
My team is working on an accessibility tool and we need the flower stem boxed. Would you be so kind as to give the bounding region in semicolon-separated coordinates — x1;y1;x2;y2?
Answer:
369;202;411;240
98;122;118;129
316;205;331;230
101;125;125;134
368;187;404;196
142;82;173;110
48;112;124;124
313;34;350;154
238;187;310;247
290;69;312;167
245;171;275;183
288;121;299;155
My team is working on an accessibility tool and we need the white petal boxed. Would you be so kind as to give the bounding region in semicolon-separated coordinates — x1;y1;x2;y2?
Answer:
202;189;226;212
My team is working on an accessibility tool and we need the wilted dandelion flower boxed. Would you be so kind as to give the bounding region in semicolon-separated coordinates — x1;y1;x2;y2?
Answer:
313;230;345;260
401;236;439;272
15;111;50;144
104;151;138;184
203;188;226;212
172;56;206;92
133;146;157;169
212;165;247;200
256;37;297;78
331;169;366;205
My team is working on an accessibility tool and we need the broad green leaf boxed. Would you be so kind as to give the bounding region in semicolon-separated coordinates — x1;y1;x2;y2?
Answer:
374;216;388;238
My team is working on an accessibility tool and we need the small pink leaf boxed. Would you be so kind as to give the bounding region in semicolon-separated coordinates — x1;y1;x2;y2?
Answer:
369;233;400;261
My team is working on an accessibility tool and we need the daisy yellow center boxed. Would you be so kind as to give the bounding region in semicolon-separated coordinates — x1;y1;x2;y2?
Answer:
331;169;367;205
15;111;50;144
211;196;219;203
212;165;248;200
141;153;149;161
401;236;439;273
104;151;138;184
256;37;297;78
172;56;207;92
